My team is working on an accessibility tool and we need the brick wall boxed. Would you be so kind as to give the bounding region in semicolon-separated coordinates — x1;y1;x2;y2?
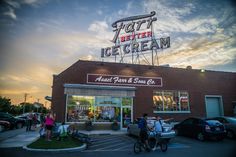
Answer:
52;60;236;122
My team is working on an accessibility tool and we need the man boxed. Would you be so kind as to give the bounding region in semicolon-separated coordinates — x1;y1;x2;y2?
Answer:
154;116;173;132
154;116;164;132
138;113;150;151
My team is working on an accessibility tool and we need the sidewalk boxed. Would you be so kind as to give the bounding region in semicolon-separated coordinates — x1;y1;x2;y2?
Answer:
0;127;39;148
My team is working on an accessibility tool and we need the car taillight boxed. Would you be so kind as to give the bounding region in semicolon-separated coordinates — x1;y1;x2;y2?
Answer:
205;125;211;131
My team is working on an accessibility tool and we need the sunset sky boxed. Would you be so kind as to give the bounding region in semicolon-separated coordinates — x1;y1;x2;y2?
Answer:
0;0;235;107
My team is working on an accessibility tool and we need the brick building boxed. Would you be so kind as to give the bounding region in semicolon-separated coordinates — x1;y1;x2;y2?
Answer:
51;60;236;130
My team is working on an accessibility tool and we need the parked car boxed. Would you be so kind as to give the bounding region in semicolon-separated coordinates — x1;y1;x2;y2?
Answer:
0;112;25;129
0;120;10;132
15;114;40;124
206;116;236;139
127;117;175;142
174;117;226;141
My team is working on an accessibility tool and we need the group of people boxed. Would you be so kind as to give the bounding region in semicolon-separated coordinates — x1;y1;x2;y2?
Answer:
26;111;39;131
138;113;172;151
39;111;69;141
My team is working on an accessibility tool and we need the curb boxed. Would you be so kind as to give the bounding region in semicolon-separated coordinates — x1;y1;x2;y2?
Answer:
22;143;87;152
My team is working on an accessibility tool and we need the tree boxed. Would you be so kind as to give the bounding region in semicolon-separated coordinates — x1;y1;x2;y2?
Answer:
0;96;11;112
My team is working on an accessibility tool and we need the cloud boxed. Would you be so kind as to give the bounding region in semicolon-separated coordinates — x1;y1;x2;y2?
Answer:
94;0;236;70
21;0;47;7
1;0;235;105
4;0;21;8
0;86;40;95
4;7;17;20
88;20;113;43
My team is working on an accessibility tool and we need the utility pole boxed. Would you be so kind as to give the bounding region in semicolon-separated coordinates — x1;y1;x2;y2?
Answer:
23;93;28;114
37;98;40;113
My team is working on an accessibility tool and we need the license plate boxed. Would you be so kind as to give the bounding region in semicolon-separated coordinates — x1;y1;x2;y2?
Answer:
216;127;220;131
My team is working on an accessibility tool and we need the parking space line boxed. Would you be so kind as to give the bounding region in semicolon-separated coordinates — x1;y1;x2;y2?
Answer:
89;141;119;148
98;142;127;150
113;144;133;150
84;134;191;152
91;137;122;144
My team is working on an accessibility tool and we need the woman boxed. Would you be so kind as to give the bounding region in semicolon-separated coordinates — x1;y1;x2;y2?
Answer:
45;112;55;141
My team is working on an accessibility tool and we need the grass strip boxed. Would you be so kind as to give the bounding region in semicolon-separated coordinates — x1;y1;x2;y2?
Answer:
28;136;83;149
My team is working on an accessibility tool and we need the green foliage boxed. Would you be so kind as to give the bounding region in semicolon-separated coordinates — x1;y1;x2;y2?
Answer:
0;96;49;115
0;96;11;112
122;97;132;106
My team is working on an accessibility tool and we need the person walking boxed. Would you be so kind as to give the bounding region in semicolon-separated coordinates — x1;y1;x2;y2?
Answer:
45;112;56;141
26;111;33;131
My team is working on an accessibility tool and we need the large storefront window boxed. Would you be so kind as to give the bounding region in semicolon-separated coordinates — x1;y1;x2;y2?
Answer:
94;96;121;122
67;95;132;123
67;96;94;122
153;90;190;112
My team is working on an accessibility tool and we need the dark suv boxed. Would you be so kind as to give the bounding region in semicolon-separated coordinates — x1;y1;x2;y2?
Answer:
0;112;25;129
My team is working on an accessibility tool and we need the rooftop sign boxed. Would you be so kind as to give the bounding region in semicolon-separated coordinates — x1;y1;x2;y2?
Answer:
101;11;170;61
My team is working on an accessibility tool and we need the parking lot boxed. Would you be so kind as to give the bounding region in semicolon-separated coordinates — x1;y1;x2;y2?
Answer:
1;129;236;157
84;134;191;152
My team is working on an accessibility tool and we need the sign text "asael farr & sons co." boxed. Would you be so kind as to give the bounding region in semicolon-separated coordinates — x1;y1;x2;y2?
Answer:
87;74;162;87
101;11;170;58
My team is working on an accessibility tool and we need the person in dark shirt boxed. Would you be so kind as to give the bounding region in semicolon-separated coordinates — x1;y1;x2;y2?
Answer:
139;113;150;151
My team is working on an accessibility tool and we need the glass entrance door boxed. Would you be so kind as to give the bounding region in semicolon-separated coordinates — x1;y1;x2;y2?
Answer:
121;107;131;129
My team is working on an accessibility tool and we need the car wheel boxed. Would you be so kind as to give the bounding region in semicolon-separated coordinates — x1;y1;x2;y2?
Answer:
227;130;235;139
16;123;23;129
197;132;205;141
0;125;5;132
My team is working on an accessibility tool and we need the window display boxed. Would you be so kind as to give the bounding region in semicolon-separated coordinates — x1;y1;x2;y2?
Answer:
153;90;190;112
66;95;132;123
67;96;94;122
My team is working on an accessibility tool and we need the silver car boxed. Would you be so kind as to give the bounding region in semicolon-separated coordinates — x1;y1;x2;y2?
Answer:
127;117;176;141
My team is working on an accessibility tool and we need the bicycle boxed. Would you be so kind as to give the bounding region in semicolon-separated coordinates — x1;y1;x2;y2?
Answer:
133;137;151;154
148;131;168;152
71;131;93;148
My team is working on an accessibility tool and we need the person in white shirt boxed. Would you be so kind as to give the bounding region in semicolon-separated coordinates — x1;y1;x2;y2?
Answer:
57;122;68;141
154;116;173;133
154;116;164;132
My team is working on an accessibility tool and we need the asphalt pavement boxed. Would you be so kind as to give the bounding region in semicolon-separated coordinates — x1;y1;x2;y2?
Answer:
0;128;236;157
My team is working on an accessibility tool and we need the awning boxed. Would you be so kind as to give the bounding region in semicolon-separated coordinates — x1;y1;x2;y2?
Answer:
64;84;136;97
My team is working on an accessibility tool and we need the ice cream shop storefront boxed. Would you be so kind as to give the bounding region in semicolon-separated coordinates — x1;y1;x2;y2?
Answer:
51;60;236;130
64;84;135;130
